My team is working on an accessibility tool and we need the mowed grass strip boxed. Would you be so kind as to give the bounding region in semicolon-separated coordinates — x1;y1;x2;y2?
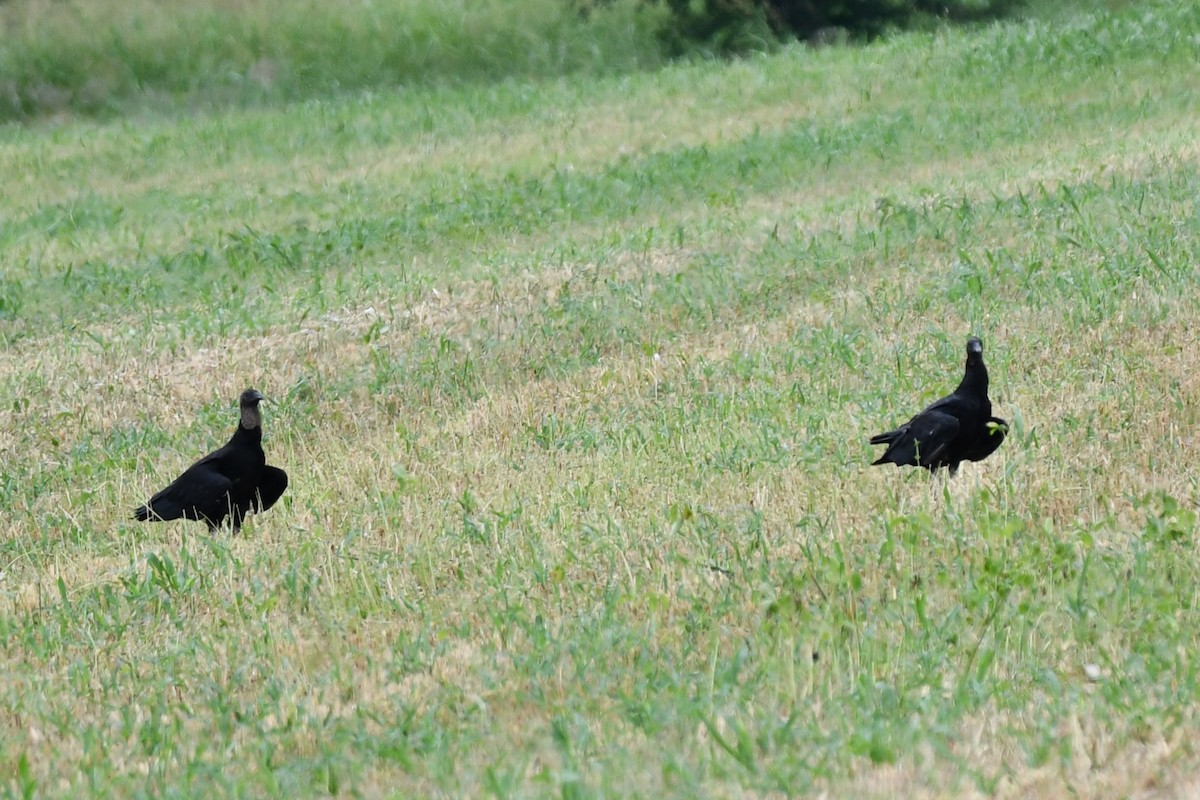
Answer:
4;1;1200;797
0;1;1195;327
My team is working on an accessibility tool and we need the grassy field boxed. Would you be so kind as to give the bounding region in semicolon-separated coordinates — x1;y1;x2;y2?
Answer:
0;0;661;120
3;0;1200;796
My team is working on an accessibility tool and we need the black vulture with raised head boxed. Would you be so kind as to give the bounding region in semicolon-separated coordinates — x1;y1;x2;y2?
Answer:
870;337;1007;474
134;388;288;530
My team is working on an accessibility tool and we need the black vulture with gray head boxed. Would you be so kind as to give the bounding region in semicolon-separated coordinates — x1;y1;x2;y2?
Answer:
134;389;288;530
869;337;1007;475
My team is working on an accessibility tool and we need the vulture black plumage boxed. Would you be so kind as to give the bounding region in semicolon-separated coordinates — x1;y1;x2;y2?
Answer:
134;388;288;530
869;337;1007;475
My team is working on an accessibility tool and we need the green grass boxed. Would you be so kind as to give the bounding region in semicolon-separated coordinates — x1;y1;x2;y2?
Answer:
0;0;662;120
3;0;1200;797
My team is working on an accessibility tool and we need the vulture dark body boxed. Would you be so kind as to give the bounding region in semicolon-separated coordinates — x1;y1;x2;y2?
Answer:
870;337;1007;475
134;389;288;530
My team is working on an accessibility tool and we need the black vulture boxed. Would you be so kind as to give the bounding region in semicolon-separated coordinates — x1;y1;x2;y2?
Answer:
869;337;1007;474
134;388;288;530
